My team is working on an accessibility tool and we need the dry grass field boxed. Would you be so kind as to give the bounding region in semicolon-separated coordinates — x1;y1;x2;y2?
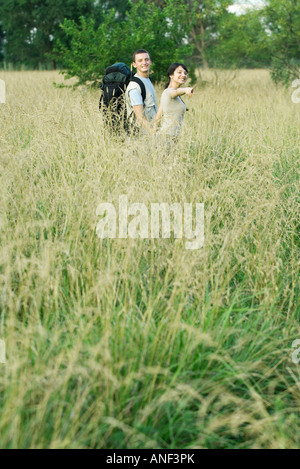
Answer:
0;69;299;449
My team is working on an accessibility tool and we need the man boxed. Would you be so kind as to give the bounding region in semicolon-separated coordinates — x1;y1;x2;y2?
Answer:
126;49;158;134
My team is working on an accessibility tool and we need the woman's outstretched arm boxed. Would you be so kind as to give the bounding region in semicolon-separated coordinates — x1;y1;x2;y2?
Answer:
169;87;194;99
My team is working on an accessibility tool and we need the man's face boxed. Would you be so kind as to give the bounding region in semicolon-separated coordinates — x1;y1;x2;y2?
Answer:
133;53;152;74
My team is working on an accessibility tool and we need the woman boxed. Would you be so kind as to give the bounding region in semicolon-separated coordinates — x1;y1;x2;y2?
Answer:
156;63;194;139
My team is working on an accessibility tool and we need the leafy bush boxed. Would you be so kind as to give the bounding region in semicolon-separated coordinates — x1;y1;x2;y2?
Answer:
271;57;300;87
265;0;300;86
53;0;193;86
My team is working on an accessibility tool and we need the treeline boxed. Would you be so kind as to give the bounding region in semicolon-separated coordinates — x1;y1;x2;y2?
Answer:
0;0;299;85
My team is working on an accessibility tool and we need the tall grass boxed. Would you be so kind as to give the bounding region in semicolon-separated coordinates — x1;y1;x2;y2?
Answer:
0;69;299;449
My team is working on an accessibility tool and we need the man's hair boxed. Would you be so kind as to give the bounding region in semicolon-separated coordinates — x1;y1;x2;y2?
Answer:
133;49;150;63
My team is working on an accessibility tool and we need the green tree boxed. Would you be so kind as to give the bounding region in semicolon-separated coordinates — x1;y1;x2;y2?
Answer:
265;0;300;85
0;22;4;63
53;0;193;85
185;0;233;68
0;0;100;68
101;0;132;18
140;0;234;68
210;10;271;68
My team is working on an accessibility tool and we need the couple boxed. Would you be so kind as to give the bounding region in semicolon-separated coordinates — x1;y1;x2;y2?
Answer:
125;49;194;139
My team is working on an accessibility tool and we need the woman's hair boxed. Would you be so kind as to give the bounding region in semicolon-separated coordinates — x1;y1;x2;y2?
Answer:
165;63;188;89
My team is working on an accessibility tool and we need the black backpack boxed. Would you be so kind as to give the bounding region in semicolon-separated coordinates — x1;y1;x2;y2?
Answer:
99;62;146;133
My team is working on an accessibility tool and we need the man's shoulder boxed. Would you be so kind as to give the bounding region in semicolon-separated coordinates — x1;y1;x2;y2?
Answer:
126;79;143;94
132;75;154;88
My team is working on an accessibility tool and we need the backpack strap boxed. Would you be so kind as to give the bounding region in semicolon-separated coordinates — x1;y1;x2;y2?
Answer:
130;77;147;103
99;93;103;111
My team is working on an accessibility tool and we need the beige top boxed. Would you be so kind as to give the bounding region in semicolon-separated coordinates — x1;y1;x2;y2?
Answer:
158;88;187;137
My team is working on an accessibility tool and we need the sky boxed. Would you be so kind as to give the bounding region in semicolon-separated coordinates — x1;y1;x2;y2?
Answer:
229;0;266;15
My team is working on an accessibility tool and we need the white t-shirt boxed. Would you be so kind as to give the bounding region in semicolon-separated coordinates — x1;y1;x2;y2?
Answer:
126;75;158;123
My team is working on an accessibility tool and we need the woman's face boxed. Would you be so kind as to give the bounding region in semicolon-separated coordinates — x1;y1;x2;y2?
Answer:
170;66;188;85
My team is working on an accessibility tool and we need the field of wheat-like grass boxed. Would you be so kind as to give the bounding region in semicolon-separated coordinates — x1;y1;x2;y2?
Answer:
0;69;299;449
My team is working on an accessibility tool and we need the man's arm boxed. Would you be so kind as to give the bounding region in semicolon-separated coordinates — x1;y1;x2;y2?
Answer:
154;104;163;131
133;105;155;134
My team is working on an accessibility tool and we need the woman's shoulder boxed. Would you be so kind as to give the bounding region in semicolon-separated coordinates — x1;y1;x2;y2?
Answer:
161;88;175;99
